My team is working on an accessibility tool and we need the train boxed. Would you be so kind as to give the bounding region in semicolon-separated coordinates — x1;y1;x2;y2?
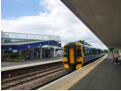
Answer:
63;42;104;70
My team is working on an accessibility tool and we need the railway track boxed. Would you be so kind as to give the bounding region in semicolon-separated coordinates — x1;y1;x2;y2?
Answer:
2;62;63;80
2;64;71;90
2;57;103;90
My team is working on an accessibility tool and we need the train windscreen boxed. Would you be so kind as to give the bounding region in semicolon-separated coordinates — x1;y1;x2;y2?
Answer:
64;48;67;57
77;48;82;57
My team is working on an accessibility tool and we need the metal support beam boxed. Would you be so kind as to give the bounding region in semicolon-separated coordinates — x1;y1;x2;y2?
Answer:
31;48;34;59
19;50;21;56
40;46;42;59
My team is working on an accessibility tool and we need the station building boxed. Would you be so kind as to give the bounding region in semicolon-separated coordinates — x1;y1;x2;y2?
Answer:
1;31;62;61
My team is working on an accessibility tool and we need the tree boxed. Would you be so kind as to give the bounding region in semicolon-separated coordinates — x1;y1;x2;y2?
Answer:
109;48;120;53
109;48;114;53
104;50;108;53
77;40;91;46
77;40;84;44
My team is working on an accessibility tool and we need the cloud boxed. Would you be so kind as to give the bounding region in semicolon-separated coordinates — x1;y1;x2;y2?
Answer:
1;0;108;49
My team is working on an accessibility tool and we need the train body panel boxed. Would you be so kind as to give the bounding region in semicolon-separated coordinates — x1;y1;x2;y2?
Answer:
63;42;104;70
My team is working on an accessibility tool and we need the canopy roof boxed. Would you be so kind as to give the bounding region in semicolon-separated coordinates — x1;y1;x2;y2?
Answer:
61;0;121;48
2;40;61;50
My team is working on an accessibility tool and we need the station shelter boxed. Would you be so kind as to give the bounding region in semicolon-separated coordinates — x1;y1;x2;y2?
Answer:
1;40;62;60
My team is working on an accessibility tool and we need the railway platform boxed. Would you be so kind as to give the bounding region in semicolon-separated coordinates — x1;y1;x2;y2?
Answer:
1;57;62;71
70;54;121;90
40;54;121;90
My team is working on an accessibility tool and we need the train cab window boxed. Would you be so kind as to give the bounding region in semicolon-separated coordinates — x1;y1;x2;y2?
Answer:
64;49;67;57
77;48;82;57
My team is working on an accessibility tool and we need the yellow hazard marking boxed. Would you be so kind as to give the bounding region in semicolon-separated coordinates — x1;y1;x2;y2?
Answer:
42;54;108;90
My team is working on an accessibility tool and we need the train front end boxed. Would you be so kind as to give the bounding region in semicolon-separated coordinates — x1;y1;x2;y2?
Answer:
63;43;84;70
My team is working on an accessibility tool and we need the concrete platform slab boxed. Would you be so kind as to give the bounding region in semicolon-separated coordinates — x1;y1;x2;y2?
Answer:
1;57;62;71
39;54;107;90
1;57;62;67
70;55;121;90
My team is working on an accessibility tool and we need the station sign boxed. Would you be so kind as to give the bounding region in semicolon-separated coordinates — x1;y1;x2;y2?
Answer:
13;50;17;53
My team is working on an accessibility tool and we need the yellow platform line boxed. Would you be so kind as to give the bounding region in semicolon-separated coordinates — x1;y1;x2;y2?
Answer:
41;54;108;90
1;59;62;71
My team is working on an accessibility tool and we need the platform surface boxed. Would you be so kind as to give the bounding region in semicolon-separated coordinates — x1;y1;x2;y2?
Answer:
1;57;62;71
40;54;107;90
70;54;121;90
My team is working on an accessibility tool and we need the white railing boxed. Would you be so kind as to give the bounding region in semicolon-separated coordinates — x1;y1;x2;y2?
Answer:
1;32;61;42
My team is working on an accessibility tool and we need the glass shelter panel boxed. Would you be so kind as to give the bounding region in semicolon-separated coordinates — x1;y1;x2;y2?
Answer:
1;32;61;43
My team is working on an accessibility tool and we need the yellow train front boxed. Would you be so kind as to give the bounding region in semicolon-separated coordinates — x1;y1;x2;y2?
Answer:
63;42;84;70
63;42;104;70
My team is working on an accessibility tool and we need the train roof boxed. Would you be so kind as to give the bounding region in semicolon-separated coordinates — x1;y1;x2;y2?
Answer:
64;42;101;50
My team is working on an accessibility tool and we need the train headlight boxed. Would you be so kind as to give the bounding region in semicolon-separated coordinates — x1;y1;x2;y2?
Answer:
63;57;67;62
77;57;81;62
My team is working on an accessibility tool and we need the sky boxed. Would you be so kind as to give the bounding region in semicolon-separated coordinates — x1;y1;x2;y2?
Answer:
1;0;108;49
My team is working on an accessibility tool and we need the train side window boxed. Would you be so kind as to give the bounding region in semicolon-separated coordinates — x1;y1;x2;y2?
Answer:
64;49;67;57
83;48;88;56
86;48;89;56
83;48;86;56
89;49;93;55
77;48;82;57
93;49;96;55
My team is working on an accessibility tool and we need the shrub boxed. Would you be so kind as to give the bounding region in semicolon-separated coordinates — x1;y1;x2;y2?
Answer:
17;56;24;60
3;52;24;61
9;53;19;58
2;54;9;58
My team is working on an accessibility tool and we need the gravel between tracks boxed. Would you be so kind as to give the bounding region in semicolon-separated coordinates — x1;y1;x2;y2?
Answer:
2;64;71;90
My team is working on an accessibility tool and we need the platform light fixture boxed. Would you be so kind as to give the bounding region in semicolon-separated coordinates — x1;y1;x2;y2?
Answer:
28;45;31;48
9;48;12;50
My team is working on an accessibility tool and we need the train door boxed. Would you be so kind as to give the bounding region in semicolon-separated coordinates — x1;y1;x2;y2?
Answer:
83;47;88;63
69;47;74;64
68;46;77;69
76;46;83;69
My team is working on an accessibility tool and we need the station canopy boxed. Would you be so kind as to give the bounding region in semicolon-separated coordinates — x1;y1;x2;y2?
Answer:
61;0;121;48
1;40;61;50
